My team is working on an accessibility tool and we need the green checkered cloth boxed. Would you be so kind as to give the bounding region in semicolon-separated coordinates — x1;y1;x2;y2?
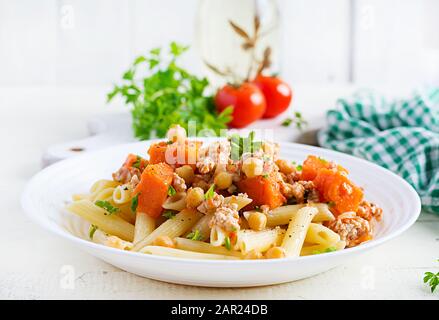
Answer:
318;87;439;214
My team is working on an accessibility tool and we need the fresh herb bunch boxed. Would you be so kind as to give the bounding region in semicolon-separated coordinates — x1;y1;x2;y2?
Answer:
108;42;233;140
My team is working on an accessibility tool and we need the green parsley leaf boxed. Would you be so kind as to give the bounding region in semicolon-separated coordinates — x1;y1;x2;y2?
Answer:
131;194;139;213
168;185;177;196
224;236;232;250
280;112;308;130
312;247;337;255
89;224;98;240
204;184;216;200
95;200;119;215
281;118;293;127
132;155;142;169
186;229;203;241
296;164;303;171
162;210;176;220
424;260;439;293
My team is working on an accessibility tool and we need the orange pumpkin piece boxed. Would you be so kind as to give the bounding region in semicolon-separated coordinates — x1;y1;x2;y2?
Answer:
148;142;169;164
313;168;363;215
237;175;286;210
301;155;348;181
134;163;174;218
122;153;148;170
148;141;201;168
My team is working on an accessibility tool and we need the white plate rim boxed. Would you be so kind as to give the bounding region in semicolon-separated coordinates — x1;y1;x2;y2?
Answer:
22;139;422;266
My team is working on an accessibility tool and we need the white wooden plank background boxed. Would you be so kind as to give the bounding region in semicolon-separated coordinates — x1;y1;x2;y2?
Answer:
0;0;438;87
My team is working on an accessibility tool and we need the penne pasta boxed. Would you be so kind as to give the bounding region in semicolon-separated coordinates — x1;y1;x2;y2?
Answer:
92;228;133;250
133;213;156;244
305;223;340;246
186;213;212;241
140;246;240;260
112;185;132;204
266;203;334;227
224;194;253;210
91;187;115;202
300;240;346;256
175;237;243;257
90;179;119;194
131;208;203;251
162;192;187;211
281;206;318;257
66;199;134;242
210;225;227;247
236;228;285;253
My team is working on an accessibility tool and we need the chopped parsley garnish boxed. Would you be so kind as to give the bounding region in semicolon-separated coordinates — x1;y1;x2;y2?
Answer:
224;236;232;250
204;184;216;200
280;112;308;130
229;131;262;161
162;210;176;220
296;164;303;171
312;247;337;255
262;174;269;178
132;155;142;169
95;200;119;215
89;224;98;239
131;194;139;213
167;185;177;196
186;229;203;241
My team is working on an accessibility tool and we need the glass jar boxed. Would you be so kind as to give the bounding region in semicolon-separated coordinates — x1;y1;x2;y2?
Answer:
195;0;281;87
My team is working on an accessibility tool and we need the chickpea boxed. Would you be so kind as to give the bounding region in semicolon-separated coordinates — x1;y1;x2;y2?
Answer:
242;157;264;178
244;250;263;260
214;171;233;190
186;187;205;208
276;159;295;175
247;211;267;231
152;235;175;248
265;246;286;259
175;165;195;185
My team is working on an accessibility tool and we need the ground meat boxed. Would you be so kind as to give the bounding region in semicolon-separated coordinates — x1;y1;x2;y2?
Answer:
128;174;140;190
356;200;383;221
197;193;225;214
285;170;302;184
280;180;318;203
112;166;141;184
209;203;240;232
326;212;371;248
172;173;187;192
196;157;216;174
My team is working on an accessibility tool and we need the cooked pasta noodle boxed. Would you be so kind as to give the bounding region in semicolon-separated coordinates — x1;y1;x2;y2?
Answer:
112;185;132;204
66;199;134;242
281;206;318;257
132;209;203;251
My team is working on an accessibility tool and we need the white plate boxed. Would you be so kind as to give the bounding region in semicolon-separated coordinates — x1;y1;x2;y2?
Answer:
22;139;421;287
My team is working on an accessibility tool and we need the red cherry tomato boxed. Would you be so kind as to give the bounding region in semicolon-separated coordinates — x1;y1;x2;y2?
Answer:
215;83;266;128
253;75;292;119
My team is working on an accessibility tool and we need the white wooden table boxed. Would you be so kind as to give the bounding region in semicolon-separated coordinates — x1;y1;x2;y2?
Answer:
1;86;438;299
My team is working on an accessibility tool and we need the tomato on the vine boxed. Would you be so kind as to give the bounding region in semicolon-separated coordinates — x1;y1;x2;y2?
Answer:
215;83;266;128
253;75;292;119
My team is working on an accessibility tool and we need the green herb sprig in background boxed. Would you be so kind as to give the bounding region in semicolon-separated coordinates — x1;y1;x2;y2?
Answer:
108;42;233;140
